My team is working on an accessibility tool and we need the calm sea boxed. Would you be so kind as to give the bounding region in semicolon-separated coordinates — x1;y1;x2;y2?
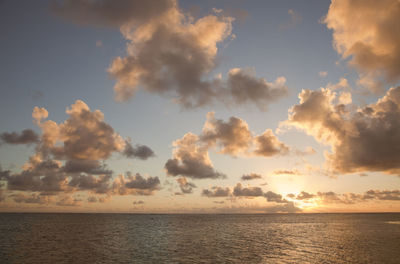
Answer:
0;213;399;263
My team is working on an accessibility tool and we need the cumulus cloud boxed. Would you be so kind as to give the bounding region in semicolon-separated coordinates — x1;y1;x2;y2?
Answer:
166;112;290;178
0;129;39;145
286;86;400;175
201;112;253;156
241;173;262;181
176;177;196;194
112;172;160;196
254;129;289;157
202;186;231;197
296;191;315;200
325;0;400;92
233;183;263;197
1;101;159;205
165;133;225;179
54;0;287;109
123;141;155;160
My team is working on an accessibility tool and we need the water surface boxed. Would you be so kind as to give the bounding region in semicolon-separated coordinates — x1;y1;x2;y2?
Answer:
0;213;399;263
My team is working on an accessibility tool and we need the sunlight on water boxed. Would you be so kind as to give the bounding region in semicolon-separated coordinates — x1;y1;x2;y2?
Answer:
0;213;399;263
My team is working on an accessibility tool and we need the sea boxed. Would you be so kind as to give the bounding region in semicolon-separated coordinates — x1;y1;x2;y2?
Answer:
0;213;399;263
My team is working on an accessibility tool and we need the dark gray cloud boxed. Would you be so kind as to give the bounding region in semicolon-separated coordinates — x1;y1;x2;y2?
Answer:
123;142;155;160
296;191;315;200
0;129;39;145
233;183;263;197
112;173;160;196
241;173;262;181
227;68;288;110
264;191;287;203
202;186;231;197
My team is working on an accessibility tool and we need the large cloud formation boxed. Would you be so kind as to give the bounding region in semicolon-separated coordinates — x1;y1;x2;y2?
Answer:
165;112;289;179
325;0;400;92
0;100;158;205
286;86;400;175
53;0;288;108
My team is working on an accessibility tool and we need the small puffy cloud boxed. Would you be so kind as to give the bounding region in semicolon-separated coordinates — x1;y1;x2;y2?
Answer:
325;0;400;91
273;169;301;176
201;112;253;156
286;86;400;175
56;195;82;206
254;129;289;157
165;133;225;179
226;68;288;110
296;191;315;200
176;177;196;194
123;141;155;160
241;173;262;181
112;173;160;196
264;191;287;203
0;129;39;145
133;200;145;205
202;186;231;197
233;183;263;197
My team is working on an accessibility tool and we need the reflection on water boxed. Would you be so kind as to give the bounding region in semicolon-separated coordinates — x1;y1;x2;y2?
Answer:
0;213;399;263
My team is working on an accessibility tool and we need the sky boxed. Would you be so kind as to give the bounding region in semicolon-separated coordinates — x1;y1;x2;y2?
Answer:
0;0;400;213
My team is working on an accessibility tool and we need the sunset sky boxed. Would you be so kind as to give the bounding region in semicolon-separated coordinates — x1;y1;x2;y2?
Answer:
1;0;400;213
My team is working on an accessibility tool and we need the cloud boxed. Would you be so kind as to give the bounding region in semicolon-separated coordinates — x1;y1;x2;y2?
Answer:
11;193;53;204
286;86;400;175
0;129;39;145
133;200;145;205
273;169;301;175
176;177;196;194
166;112;290;178
225;68;288;110
200;112;253;156
165;133;225;179
123;141;155;160
296;191;315;200
324;0;400;92
1;101;159;203
112;172;160;196
202;186;231;197
288;189;400;204
264;191;287;203
56;195;82;206
241;173;262;181
254;129;289;157
54;0;287;109
233;183;263;197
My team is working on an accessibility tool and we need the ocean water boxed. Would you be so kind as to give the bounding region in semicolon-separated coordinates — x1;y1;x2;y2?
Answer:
0;213;399;263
